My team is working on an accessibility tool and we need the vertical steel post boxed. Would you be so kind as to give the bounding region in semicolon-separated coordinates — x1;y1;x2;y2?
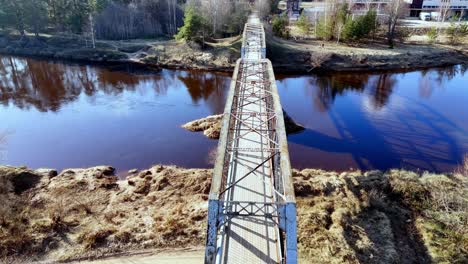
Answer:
205;199;219;264
279;202;297;264
285;203;298;264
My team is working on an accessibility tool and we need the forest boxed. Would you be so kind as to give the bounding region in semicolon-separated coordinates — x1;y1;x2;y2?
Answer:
0;0;262;40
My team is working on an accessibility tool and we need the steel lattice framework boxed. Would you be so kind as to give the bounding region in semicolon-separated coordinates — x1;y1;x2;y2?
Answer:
205;12;297;264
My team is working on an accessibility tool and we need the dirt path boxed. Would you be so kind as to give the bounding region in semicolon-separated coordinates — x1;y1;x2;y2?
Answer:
69;249;312;264
70;249;204;264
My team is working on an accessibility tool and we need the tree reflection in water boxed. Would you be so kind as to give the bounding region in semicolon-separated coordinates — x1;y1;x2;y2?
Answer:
1;55;466;173
0;55;233;172
178;71;230;114
308;65;464;111
284;64;468;172
0;56;230;113
310;73;369;112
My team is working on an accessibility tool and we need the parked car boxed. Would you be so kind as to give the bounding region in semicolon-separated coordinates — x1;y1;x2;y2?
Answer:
420;12;431;21
430;12;441;21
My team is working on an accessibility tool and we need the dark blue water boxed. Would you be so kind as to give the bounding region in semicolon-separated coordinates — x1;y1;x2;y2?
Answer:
0;55;466;173
277;67;468;172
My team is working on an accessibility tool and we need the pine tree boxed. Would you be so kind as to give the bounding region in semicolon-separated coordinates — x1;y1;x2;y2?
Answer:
272;13;289;38
296;13;311;38
175;6;204;43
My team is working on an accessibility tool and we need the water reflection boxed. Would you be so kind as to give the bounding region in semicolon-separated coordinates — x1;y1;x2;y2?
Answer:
0;55;231;172
178;71;230;113
299;66;467;112
0;56;230;113
309;74;368;112
277;65;468;172
0;55;466;173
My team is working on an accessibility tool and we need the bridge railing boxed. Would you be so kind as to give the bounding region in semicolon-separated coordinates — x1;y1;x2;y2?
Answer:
205;59;297;264
265;59;297;263
241;22;266;59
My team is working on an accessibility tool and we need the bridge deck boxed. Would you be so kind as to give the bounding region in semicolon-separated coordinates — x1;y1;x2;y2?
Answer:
218;15;280;264
205;12;297;264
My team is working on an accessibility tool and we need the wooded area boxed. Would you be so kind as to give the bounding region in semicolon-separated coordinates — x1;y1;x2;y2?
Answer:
0;0;256;41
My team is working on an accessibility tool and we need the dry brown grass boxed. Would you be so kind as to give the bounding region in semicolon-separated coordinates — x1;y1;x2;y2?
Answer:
295;169;467;263
1;165;466;263
182;115;223;139
387;170;467;263
0;165;210;261
456;154;468;176
308;52;332;72
77;228;117;250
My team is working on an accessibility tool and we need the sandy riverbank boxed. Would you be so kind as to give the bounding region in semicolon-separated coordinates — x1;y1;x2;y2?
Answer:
1;160;466;263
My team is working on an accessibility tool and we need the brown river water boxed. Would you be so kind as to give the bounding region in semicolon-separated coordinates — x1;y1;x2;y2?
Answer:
0;55;467;174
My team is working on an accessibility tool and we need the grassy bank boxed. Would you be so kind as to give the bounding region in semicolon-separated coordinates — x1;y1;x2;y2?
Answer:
0;32;241;72
1;161;466;263
267;33;468;73
1;30;467;74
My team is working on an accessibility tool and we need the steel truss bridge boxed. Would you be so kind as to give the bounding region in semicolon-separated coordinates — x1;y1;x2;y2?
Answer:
204;12;298;264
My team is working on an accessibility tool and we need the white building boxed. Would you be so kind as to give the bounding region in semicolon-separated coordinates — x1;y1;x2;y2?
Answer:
421;0;468;19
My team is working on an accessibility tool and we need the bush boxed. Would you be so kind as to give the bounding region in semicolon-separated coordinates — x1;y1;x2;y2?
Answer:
316;18;334;40
446;22;468;44
342;10;376;41
272;14;289;38
396;26;411;43
296;13;311;37
427;27;438;43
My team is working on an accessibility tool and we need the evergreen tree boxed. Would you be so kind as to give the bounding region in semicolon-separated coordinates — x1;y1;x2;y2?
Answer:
272;13;289;38
24;0;48;36
175;6;205;43
0;0;26;35
342;10;376;41
296;13;311;38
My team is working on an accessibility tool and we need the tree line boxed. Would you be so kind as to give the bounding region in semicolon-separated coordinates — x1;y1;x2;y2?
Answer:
175;0;259;43
272;0;410;48
0;0;181;40
0;0;259;42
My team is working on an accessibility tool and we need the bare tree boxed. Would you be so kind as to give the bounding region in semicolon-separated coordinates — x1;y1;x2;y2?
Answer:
459;8;465;22
255;0;272;18
167;0;178;35
385;0;408;48
437;0;451;37
0;131;7;161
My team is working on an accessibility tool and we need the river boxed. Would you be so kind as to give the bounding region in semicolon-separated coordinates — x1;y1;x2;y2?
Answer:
0;55;467;174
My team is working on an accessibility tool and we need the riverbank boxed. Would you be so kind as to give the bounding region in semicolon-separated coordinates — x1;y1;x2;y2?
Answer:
0;33;240;73
1;32;467;74
267;35;468;73
1;162;466;263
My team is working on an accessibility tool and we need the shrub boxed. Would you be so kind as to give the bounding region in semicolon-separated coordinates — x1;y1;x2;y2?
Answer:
446;22;468;44
396;26;411;42
316;18;334;40
342;10;377;41
427;27;437;43
296;13;311;37
272;14;290;38
456;154;468;176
